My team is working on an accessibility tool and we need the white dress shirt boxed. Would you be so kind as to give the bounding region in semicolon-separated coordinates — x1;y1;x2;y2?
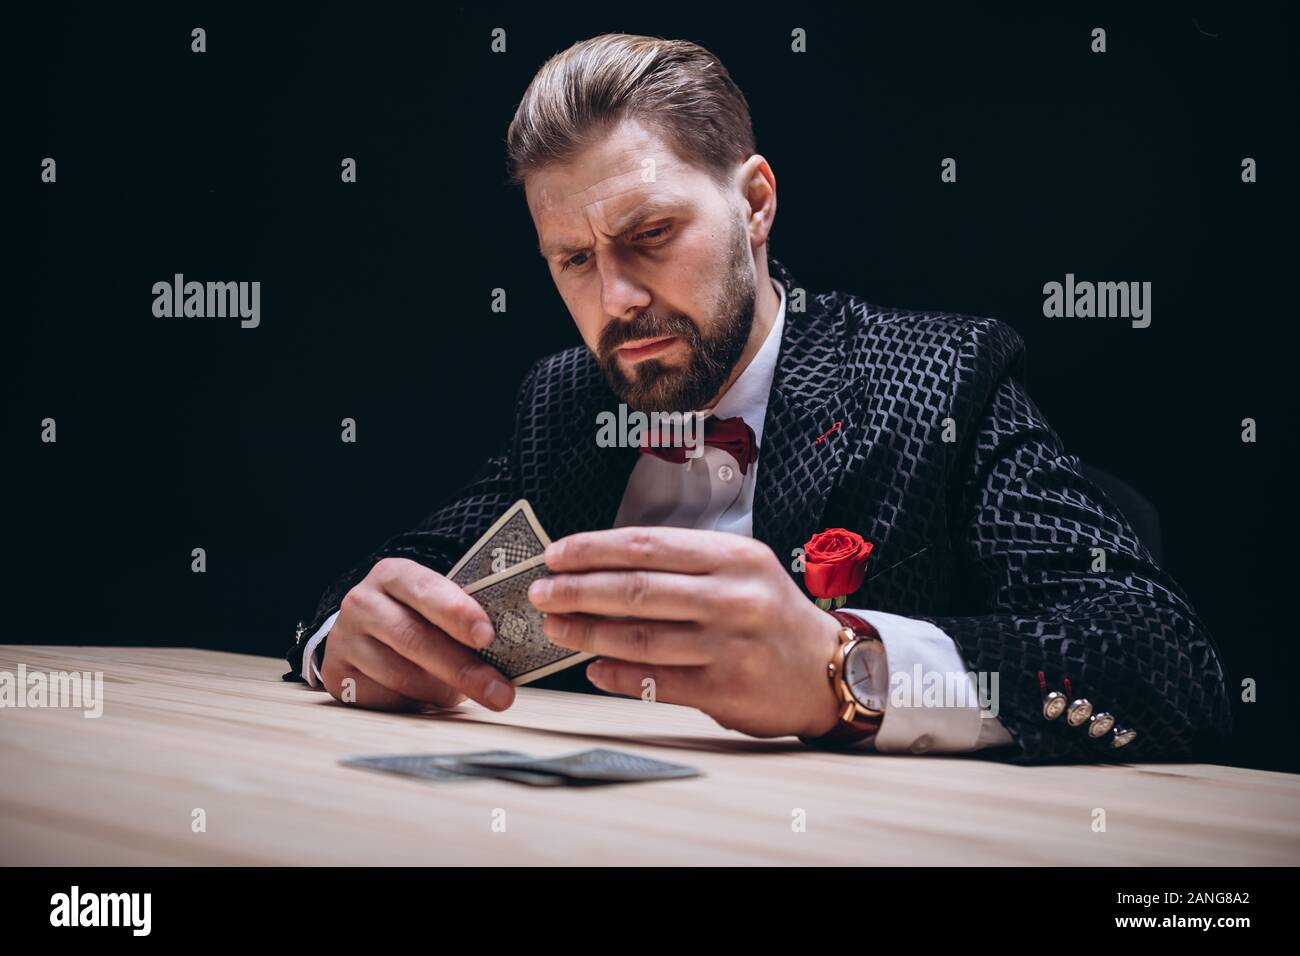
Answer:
302;276;1015;754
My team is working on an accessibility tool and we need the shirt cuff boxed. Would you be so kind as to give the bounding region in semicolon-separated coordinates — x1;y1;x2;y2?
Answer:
299;610;340;688
839;608;1014;753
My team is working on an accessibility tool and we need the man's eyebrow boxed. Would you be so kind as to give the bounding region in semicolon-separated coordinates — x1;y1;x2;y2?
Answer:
538;198;682;258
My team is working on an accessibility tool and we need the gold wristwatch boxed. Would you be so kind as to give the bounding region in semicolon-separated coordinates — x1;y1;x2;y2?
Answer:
798;610;888;747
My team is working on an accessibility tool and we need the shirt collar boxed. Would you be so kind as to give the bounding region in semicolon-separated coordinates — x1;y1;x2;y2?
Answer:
708;276;785;447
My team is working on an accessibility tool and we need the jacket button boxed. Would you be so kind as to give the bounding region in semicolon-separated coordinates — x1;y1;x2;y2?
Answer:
1112;727;1138;748
1042;691;1067;720
1087;712;1116;738
1066;698;1094;727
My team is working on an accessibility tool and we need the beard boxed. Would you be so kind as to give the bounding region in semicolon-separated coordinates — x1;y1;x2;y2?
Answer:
595;223;756;414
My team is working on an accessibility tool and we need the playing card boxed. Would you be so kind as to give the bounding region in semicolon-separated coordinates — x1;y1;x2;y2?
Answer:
463;556;593;684
339;751;566;786
459;748;702;783
446;499;551;588
341;750;527;782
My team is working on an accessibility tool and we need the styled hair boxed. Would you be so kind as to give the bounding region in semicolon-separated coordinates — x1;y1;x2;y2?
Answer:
505;33;755;187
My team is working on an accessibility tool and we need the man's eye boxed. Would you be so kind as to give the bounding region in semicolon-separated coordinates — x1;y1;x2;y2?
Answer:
562;252;589;271
633;224;672;242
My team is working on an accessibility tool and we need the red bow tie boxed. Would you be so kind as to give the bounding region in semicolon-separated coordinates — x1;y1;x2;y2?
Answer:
638;415;759;475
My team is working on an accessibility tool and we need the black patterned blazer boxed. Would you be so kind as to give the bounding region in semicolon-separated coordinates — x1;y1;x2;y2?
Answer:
286;257;1232;765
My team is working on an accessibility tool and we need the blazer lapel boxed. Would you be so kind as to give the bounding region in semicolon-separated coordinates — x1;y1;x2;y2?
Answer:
753;258;863;575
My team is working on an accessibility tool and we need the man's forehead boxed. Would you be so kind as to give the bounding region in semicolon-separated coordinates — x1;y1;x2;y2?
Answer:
527;116;706;232
531;158;697;256
529;151;682;214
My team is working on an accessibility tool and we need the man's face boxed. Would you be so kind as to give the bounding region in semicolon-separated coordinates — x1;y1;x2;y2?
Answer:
526;118;757;413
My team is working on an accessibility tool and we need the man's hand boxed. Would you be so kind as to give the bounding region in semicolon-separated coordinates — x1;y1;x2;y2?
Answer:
529;527;844;739
319;557;516;713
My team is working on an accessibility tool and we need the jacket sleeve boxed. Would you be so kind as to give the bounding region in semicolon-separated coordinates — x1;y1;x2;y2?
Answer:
915;320;1232;764
283;362;540;680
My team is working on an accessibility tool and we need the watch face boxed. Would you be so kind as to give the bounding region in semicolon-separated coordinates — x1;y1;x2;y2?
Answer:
843;640;888;713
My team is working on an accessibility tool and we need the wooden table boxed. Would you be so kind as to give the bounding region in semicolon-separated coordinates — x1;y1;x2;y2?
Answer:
1;646;1296;865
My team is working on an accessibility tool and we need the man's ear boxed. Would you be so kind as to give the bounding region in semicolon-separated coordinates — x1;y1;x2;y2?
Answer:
736;155;776;247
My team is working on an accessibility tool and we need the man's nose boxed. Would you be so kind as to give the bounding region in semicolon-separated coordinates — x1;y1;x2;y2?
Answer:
597;255;652;320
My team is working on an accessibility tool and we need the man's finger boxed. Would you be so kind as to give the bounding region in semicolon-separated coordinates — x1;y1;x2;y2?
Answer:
544;526;736;574
357;589;515;711
528;570;714;620
585;658;711;708
375;558;495;649
348;633;466;708
322;662;423;712
543;613;715;665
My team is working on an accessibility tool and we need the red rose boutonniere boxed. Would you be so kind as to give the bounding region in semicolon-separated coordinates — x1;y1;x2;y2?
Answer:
802;528;873;610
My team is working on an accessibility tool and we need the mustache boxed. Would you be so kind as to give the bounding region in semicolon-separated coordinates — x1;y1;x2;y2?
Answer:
598;312;698;359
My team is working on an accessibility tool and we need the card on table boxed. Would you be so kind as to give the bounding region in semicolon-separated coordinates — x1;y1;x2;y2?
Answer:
341;750;528;782
340;748;702;786
341;750;566;786
459;748;702;783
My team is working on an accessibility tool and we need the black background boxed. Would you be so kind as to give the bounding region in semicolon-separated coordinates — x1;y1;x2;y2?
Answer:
13;3;1296;771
